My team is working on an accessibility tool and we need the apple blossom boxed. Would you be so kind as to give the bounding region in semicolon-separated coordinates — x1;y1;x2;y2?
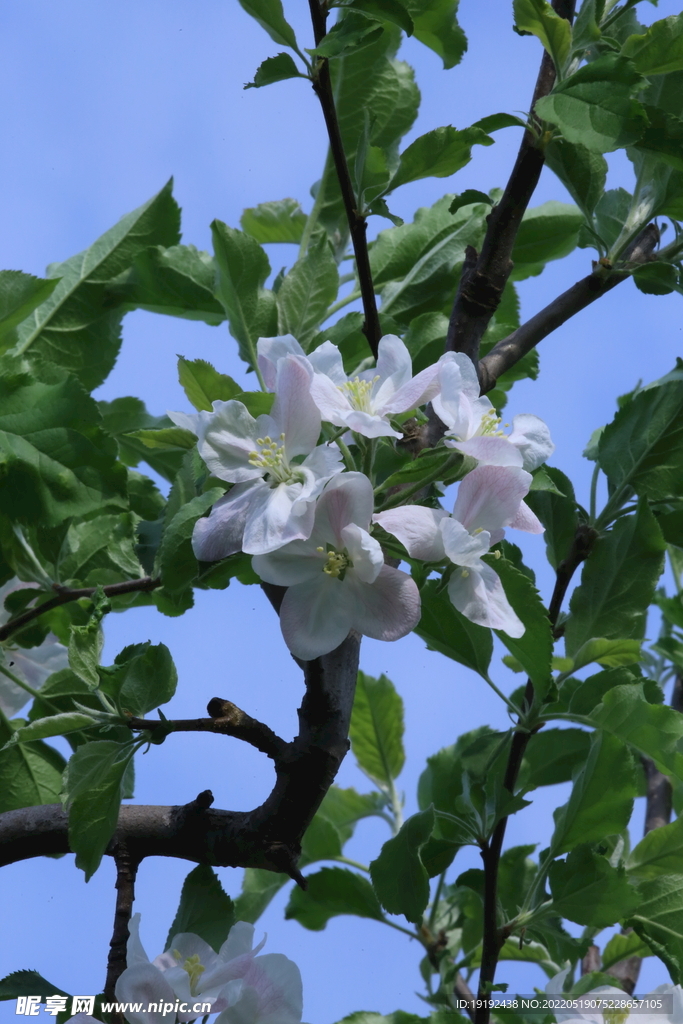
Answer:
0;578;68;716
432;352;554;470
258;332;450;439
374;464;543;637
115;915;303;1024
252;472;421;660
169;354;342;556
546;968;683;1024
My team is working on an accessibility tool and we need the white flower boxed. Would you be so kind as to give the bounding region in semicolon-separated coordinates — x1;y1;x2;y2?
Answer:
258;333;448;439
0;578;68;716
432;353;554;471
546;968;683;1024
169;355;342;556
116;916;303;1024
374;464;543;637
252;472;421;660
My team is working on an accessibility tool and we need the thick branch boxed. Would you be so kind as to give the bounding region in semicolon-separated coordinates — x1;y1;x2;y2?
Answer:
446;0;577;368
0;577;161;643
104;843;139;1019
307;0;381;358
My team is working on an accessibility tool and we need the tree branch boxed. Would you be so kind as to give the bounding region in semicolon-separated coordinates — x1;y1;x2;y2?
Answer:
104;842;139;1020
478;224;660;394
0;577;161;643
307;0;381;358
446;0;577;369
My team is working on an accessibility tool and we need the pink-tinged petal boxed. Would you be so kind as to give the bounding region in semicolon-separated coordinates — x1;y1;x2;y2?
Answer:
257;335;305;391
271;356;320;458
509;499;544;534
197;401;263;483
341;408;401;439
381;360;442;414
307;340;347;384
452;465;532;534
371;334;413;395
115;963;177;1024
341;523;384;583
448;435;523;467
373;505;448;561
347;565;421;642
309;371;352;425
508;413;555;471
314;472;375;545
219;923;257;961
439;517;491;567
252;542;323;587
214;954;303;1024
192;484;254;561
447;563;524;637
280;576;355;660
242;481;316;555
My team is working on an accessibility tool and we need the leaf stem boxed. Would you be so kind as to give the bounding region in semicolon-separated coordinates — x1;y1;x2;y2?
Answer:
589;464;600;523
334;855;371;873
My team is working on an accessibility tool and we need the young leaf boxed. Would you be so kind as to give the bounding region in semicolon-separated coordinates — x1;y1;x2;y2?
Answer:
601;929;652;970
276;235;339;347
388;126;493;193
548;845;638;927
126;427;196;451
401;0;467;69
237;0;299;50
629;874;683;984
571;638;642;671
285;867;384;930
177;357;241;412
521;728;591;790
98;397;185;483
240;199;307;244
488;557;553;696
165;865;235;952
535;55;647;153
415;580;493;679
312;14;384;59
0;716;66;812
544;138;608;219
245;52;307;89
370;808;435;923
627;816;683;879
350;671;405;788
99;642;177;718
3;712;95;747
514;0;572;72
524;466;579;571
58;513;144;585
156;488;226;595
0;271;59;346
590;683;683;783
341;0;414;35
622;14;683;76
68;621;104;691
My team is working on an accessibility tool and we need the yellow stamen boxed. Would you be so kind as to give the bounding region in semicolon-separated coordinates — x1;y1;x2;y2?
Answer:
322;549;351;578
338;374;380;413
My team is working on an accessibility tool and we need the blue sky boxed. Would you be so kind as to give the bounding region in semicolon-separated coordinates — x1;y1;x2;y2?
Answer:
1;2;683;1021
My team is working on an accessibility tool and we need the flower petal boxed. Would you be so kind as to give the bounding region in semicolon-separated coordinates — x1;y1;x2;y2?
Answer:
370;334;413;398
339;408;401;439
195;401;263;483
508;413;555;471
341;523;384;583
115;963;177;1024
219;922;257;961
432;355;489;435
452;465;532;534
447;435;523;467
271;355;320;458
347;565;421;642
447;563;524;636
314;472;375;545
380;359;442;415
252;541;323;587
307;340;347;384
439;517;491;567
309;371;352;425
373;505;448;561
257;335;305;391
509;499;544;534
242;480;316;555
279;575;355;660
191;484;254;561
126;913;151;967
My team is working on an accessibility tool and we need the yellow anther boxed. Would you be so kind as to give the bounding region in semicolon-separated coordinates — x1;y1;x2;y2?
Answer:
337;374;380;413
493;550;501;559
316;546;325;552
322;549;350;578
461;569;470;578
247;434;304;487
180;953;206;993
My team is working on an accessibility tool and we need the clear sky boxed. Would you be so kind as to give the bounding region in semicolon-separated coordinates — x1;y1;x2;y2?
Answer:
1;2;682;1021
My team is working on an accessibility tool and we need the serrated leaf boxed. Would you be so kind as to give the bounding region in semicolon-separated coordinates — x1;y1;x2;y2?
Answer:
0;271;60;347
627;816;683;879
545;138;607;219
166;865;235;952
514;0;572;72
0;716;66;812
237;0;298;49
415;579;493;679
127;427;197;451
341;0;414;35
99;641;177;718
488;557;553;696
622;14;683;76
521;728;591;790
157;488;224;594
590;683;683;782
98;397;185;483
350;671;405;788
388;126;493;193
629;874;683;983
177;357;241;412
240;198;307;244
401;0;467;69
449;190;492;214
549;845;638;927
68;622;104;690
509;201;584;281
370;808;435;923
0;970;70;1001
312;13;385;59
245;52;306;88
602;929;652;970
285;867;384;929
571;637;642;671
276;235;339;346
524;467;579;571
107;244;226;325
3;712;95;747
234;868;290;924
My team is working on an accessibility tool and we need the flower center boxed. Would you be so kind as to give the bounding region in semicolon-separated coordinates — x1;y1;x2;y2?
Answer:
337;375;380;413
173;951;205;994
248;434;304;487
476;408;505;437
317;545;352;580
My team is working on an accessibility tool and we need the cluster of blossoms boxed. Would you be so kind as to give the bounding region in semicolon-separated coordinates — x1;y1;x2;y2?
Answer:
171;333;553;660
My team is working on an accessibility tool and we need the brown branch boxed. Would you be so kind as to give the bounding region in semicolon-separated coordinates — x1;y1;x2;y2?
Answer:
128;698;287;760
307;0;381;358
478;224;660;394
446;0;577;369
104;842;139;1020
0;577;161;643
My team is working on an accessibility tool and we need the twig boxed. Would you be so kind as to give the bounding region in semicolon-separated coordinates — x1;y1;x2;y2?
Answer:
0;577;161;643
478;224;660;394
103;842;139;1021
307;0;381;358
127;700;287;760
446;0;577;371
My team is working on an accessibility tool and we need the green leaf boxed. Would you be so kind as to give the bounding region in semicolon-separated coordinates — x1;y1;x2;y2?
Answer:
245;52;306;88
544;138;608;219
402;311;449;374
629;874;683;983
234;868;290;924
416;579;493;679
300;815;344;864
521;728;591;790
237;0;298;49
525;467;578;571
509;201;584;281
107;244;226;326
598;380;683;501
0;271;60;347
12;181;180;389
549;845;638;927
388;126;493;193
627;816;683;879
633;262;679;295
99;641;177;717
488;556;553;696
341;0;414;35
63;739;134;880
157;488;224;594
571;638;642;671
449;190;493;214
240;199;307;244
370;808;435;923
590;187;634;249
177;357;241;413
211;220;277;372
166;865;235;952
535;55;647;153
622;14;683;75
0;970;70;1001
58;514;143;585
98;397;184;483
68;621;104;691
2;712;95;747
350;671;405;788
401;0;467;69
276;235;339;347
317;785;387;843
561;666;646;717
0;374;127;527
564;501;665;658
128;426;197;451
602;929;652;970
590;683;683;782
378;448;465;491
0;716;66;812
313;13;385;59
551;732;637;854
514;0;572;72
285;867;384;929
